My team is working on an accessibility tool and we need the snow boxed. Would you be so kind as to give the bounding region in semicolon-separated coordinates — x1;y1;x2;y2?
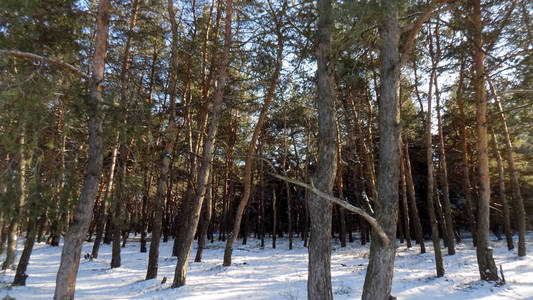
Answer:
1;234;532;299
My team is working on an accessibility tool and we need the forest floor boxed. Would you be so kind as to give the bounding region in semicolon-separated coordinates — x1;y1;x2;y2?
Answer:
1;233;532;299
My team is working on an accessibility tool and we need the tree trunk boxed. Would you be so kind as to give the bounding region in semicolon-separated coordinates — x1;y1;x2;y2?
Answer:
472;0;499;281
423;56;444;278
145;0;180;281
222;2;284;265
361;1;401;298
399;140;412;248
54;0;109;298
335;118;347;248
13;218;37;286
433;23;455;254
403;143;425;253
491;131;514;251
488;79;526;257
456;59;477;246
194;170;213;262
308;1;336;299
2;126;26;271
92;136;117;259
172;0;232;287
273;189;277;249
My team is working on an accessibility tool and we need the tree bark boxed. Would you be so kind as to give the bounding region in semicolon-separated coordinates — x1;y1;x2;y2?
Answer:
54;0;110;298
362;1;401;298
472;0;499;281
308;1;336;299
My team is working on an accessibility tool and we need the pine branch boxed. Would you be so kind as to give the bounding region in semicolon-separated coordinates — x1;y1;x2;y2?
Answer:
0;49;88;79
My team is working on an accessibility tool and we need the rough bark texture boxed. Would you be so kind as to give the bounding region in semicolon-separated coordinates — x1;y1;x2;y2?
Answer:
172;0;232;287
473;0;499;281
53;0;109;298
488;79;526;257
307;1;336;299
222;3;283;265
361;2;400;298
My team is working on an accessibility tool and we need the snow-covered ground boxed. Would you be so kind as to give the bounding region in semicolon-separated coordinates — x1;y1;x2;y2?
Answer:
1;233;532;299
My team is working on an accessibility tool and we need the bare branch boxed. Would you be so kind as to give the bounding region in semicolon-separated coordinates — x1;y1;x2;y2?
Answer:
269;172;391;247
0;49;88;79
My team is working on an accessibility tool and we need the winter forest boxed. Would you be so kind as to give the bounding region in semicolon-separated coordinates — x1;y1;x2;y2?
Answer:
0;0;532;299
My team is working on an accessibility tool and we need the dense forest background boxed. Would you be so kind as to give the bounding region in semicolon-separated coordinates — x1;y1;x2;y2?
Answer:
0;0;532;299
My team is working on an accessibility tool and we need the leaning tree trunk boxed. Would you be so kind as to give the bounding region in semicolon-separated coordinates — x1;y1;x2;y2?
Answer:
145;0;180;280
472;0;499;281
491;131;514;250
222;4;284;266
172;0;232;287
307;1;337;299
488;79;526;257
361;1;401;298
12;217;37;286
54;0;110;298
